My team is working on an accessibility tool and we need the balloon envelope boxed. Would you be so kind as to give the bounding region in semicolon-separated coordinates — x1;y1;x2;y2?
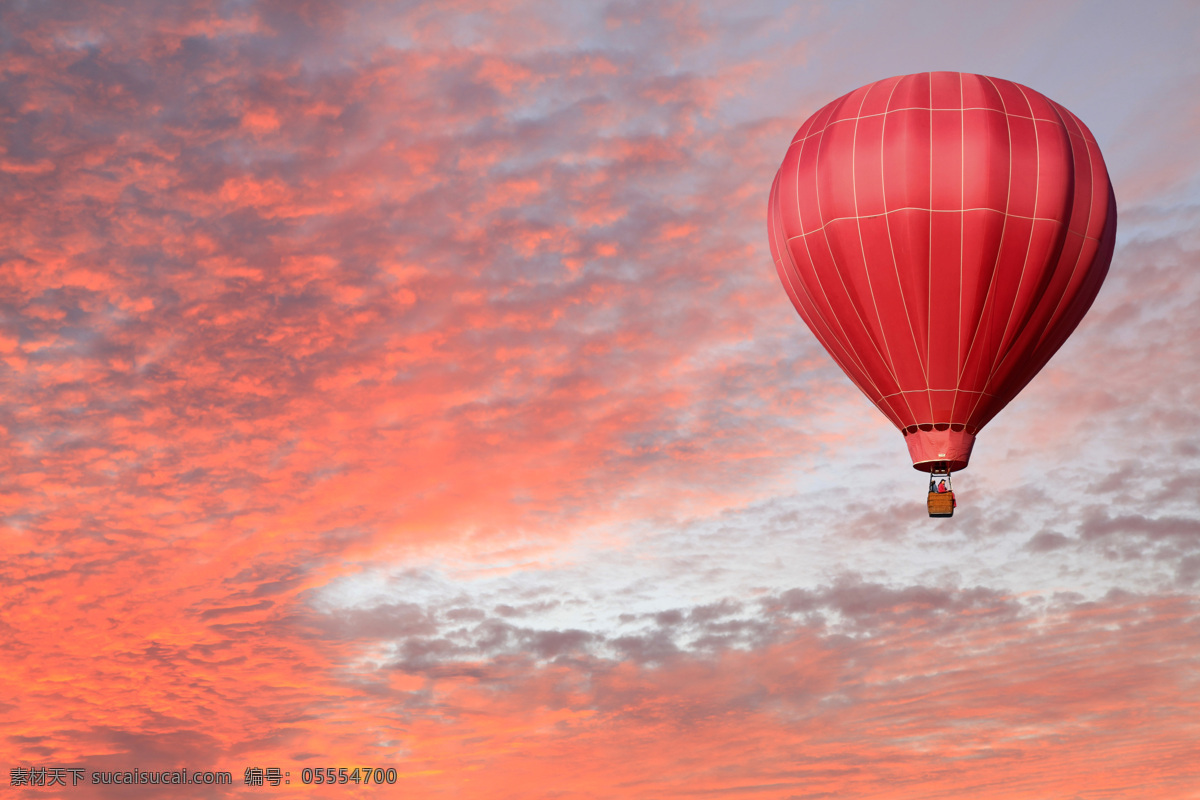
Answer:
767;72;1117;471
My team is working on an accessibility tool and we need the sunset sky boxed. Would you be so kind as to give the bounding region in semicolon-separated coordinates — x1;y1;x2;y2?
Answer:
3;1;1199;797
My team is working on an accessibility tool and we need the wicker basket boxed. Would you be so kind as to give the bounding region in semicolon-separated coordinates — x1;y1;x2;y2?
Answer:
927;491;955;518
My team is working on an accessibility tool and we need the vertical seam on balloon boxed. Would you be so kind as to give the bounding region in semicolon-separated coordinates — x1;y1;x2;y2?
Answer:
772;197;872;406
875;75;925;427
777;146;864;383
924;71;936;426
952;72;965;428
772;168;885;408
957;75;1013;432
978;83;1042;403
980;95;1077;391
811;90;910;414
1028;103;1097;356
960;77;1017;428
789;104;893;408
850;77;916;424
792;107;888;398
894;75;932;400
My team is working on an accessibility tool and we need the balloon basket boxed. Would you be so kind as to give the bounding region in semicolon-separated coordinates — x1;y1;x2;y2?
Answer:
927;491;955;518
926;469;956;518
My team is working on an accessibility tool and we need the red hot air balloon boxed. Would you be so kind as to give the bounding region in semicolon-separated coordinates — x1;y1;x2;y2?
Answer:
767;72;1116;511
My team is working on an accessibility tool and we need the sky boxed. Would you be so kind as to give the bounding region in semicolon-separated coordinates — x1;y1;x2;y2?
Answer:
1;0;1199;798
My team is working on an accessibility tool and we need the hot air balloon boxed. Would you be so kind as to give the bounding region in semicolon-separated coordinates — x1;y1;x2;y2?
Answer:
766;72;1116;516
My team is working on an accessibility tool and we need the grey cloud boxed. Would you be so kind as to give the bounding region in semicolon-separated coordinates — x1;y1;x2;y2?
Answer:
653;608;684;626
445;606;487;622
1026;530;1074;552
1176;554;1200;586
318;574;1025;681
820;575;1015;629
527;629;596;659
688;598;743;624
1078;508;1200;544
609;631;683;664
317;601;438;641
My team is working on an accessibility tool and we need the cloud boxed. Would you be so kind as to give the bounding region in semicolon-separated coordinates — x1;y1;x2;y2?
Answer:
286;580;1200;798
1025;529;1073;553
0;0;816;563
